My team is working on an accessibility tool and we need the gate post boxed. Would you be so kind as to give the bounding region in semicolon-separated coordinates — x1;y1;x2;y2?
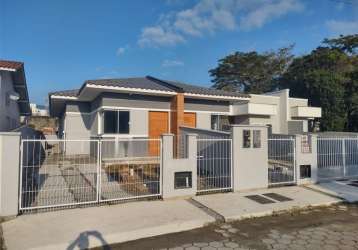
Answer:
0;132;21;217
231;125;268;191
295;134;318;185
161;133;197;199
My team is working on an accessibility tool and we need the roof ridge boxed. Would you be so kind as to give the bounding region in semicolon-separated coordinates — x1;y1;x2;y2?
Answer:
145;75;184;92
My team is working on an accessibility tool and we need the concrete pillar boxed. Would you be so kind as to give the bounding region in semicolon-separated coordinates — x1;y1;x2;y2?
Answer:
232;125;268;191
161;133;197;199
295;134;318;185
0;132;21;217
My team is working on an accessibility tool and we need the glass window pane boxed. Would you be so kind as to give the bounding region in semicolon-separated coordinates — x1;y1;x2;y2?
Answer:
253;130;261;148
117;111;130;134
103;111;117;134
243;130;251;148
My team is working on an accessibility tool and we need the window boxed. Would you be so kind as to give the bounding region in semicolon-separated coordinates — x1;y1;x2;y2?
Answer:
253;130;261;148
243;130;251;148
211;115;230;131
211;115;220;130
301;135;312;153
174;172;192;189
103;110;129;134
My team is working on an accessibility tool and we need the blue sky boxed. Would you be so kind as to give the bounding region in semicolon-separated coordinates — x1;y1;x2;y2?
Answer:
1;0;358;104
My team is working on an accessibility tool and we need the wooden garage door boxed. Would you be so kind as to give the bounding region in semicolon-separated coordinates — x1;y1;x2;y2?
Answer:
149;111;169;155
183;112;196;128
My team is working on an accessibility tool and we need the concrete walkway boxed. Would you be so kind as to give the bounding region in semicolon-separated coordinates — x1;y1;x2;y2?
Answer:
193;186;341;221
307;179;358;203
2;186;341;250
2;199;215;250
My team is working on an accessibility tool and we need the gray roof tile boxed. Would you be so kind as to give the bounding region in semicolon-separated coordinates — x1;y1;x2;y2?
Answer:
50;76;249;99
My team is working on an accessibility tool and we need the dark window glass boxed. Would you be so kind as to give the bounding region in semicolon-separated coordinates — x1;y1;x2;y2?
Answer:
211;115;219;130
243;130;251;148
300;165;311;179
104;111;117;134
103;110;130;134
253;130;261;148
174;172;192;189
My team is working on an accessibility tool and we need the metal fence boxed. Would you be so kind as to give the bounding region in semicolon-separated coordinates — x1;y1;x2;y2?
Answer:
100;139;161;202
268;137;296;185
197;138;232;193
317;137;358;180
19;138;161;211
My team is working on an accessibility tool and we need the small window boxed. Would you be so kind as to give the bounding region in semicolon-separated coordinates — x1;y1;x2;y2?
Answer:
243;130;251;148
300;165;311;179
103;110;129;134
253;130;261;148
211;115;220;130
174;172;192;189
301;135;312;153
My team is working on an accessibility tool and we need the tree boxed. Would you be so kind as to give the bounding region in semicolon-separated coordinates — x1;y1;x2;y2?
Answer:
279;47;352;131
209;46;293;94
323;34;358;55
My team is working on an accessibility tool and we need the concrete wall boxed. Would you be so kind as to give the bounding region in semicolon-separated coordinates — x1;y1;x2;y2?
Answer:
101;93;171;110
232;125;268;191
184;98;230;113
295;134;318;185
196;113;211;130
0;71;21;132
0;132;20;216
288;120;308;134
180;126;230;139
162;134;197;199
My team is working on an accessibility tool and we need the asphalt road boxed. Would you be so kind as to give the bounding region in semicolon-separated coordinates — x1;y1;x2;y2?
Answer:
101;203;358;250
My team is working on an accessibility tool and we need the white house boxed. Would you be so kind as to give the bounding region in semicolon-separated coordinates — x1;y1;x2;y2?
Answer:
0;60;31;132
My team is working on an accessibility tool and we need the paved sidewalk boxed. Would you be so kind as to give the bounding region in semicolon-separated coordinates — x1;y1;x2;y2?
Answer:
193;186;341;221
2;186;341;250
2;199;215;250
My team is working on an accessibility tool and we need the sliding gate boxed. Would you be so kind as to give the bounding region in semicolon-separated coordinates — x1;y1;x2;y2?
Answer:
197;138;232;193
268;137;296;186
19;138;161;212
317;136;358;180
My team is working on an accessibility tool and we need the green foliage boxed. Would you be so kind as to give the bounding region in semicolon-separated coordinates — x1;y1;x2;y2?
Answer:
209;46;293;94
323;34;358;55
280;38;357;132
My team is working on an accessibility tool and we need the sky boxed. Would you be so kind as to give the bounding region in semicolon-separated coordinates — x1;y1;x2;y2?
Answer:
1;0;358;105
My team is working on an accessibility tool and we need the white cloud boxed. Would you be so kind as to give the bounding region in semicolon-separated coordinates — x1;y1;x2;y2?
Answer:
116;47;126;56
326;19;358;36
239;0;303;30
138;26;185;47
162;59;184;67
138;0;304;47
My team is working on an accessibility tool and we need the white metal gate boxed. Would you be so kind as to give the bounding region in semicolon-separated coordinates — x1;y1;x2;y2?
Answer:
19;138;161;211
268;137;296;186
197;138;232;193
317;137;358;180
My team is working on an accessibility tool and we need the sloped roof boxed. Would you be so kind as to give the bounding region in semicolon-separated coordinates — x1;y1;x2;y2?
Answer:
0;60;23;70
50;76;249;99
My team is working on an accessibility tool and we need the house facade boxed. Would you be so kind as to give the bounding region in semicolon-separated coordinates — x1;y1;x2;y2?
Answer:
48;76;321;141
0;60;31;132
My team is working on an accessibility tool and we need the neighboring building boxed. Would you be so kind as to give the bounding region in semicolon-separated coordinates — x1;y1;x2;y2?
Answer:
232;89;322;134
30;103;49;116
0;60;31;132
48;76;321;141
